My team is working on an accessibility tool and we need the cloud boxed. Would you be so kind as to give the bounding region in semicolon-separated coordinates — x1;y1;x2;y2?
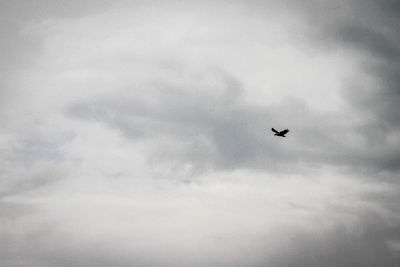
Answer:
66;67;399;175
1;1;400;267
268;218;400;267
304;0;400;128
0;129;72;199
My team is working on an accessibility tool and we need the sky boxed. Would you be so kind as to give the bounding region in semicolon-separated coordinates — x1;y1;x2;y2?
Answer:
1;0;400;266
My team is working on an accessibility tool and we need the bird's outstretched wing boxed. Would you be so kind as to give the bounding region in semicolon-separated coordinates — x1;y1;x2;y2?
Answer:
271;128;279;134
280;129;289;135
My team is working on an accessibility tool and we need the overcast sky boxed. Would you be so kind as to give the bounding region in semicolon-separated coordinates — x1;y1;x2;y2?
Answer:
1;0;400;266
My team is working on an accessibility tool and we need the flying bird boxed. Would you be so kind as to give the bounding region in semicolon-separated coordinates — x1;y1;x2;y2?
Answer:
271;128;289;137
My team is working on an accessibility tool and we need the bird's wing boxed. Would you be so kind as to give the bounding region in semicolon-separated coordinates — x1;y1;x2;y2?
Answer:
271;128;279;134
280;129;289;135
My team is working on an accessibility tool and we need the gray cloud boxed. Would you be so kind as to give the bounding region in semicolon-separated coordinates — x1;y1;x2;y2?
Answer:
67;66;399;176
2;1;400;267
269;219;400;267
0;130;73;199
304;0;400;126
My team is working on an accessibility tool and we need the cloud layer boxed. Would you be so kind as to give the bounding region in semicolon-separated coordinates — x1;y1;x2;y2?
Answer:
1;1;400;266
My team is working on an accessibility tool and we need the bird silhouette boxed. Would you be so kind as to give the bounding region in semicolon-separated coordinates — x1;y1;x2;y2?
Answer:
271;128;289;137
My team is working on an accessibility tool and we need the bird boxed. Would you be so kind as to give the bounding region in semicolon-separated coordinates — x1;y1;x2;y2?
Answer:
271;128;289;137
